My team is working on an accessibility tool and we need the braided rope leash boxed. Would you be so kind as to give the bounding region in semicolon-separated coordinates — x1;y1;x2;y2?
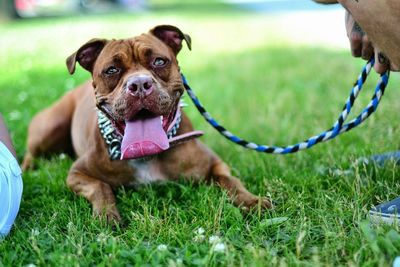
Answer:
182;58;390;154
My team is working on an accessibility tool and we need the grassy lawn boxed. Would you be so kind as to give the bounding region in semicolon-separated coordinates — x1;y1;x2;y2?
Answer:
1;4;400;266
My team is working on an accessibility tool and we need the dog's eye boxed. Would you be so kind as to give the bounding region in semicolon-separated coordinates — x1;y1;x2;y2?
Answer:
104;66;120;75
153;58;167;67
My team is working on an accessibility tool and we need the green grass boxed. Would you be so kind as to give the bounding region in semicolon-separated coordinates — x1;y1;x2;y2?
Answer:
1;6;400;266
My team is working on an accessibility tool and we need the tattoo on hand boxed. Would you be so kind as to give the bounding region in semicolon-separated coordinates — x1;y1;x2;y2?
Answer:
352;22;364;35
378;53;388;64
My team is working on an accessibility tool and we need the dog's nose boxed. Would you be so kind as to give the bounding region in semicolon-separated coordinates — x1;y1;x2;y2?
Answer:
126;75;154;97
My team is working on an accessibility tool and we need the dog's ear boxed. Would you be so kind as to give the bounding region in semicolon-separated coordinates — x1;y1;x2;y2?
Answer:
66;38;108;74
150;25;191;54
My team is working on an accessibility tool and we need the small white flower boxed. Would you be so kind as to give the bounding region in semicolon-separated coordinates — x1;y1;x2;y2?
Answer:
245;243;254;249
59;153;66;160
157;244;168;251
31;228;39;237
67;221;75;233
193;234;205;242
209;235;220;244
332;168;353;177
18;92;28;103
9;110;21;121
213;242;226;253
96;233;108;243
196;227;205;235
25;264;37;267
193;227;206;242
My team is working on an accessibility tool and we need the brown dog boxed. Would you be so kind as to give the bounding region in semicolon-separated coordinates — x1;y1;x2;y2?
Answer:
22;25;272;222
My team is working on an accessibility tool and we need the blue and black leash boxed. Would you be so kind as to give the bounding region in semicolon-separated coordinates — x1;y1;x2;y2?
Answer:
181;58;390;154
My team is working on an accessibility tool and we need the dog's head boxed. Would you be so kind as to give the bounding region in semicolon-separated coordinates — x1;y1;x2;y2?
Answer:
66;25;191;159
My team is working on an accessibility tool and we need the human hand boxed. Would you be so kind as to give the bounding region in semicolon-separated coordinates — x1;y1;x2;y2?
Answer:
345;11;398;73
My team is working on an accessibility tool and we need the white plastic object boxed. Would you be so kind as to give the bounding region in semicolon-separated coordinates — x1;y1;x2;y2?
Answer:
0;141;23;237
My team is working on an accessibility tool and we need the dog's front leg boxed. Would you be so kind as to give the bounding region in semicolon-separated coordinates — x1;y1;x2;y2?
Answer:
210;160;273;211
67;159;121;223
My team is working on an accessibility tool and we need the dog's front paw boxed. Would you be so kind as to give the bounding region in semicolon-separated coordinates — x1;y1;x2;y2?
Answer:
256;197;274;210
237;194;274;212
93;205;122;224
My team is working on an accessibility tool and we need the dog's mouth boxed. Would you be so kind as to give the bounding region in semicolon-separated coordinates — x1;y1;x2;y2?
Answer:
120;108;179;160
97;97;204;161
100;104;179;160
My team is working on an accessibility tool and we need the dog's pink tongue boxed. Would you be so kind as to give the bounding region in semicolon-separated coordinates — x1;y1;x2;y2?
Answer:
121;116;169;160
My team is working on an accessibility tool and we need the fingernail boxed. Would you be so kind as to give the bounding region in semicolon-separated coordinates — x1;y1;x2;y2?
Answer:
378;53;387;64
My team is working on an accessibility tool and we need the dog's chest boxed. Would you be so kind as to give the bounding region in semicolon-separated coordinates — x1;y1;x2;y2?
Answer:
127;159;166;186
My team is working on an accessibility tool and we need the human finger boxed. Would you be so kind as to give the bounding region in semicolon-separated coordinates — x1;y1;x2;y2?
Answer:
361;35;373;60
373;51;389;74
